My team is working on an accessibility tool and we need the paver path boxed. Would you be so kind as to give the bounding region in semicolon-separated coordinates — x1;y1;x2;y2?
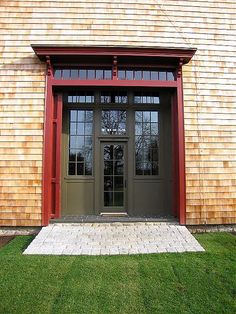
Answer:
23;222;204;255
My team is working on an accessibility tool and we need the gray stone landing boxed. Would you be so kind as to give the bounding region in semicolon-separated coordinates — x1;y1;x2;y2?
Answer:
23;222;205;255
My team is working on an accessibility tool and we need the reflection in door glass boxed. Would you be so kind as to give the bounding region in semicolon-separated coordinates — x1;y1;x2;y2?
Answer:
103;144;124;207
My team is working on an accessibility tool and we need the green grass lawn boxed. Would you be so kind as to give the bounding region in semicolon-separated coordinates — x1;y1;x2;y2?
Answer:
0;233;235;314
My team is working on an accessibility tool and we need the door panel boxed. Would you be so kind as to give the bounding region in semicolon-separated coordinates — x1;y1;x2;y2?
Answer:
61;109;95;216
101;143;127;213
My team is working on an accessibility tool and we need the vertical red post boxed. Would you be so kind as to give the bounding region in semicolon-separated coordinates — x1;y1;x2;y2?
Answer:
176;59;186;225
42;67;53;225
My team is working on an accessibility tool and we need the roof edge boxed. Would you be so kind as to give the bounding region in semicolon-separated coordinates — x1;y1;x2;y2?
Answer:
31;45;197;64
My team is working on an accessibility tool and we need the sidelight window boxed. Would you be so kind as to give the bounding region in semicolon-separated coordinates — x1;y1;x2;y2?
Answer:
135;111;159;175
68;110;93;176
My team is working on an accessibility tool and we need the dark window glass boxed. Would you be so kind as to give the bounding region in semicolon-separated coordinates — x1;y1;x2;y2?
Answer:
135;111;159;176
68;110;93;176
101;110;126;135
100;91;128;104
67;92;95;104
54;67;174;81
134;92;160;104
103;144;125;207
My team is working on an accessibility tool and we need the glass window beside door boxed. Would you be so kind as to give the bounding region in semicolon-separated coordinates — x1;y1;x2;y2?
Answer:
68;110;93;176
135;111;159;176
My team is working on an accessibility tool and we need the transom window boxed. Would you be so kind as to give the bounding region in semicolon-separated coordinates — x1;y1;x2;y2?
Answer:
67;92;95;104
118;69;175;81
100;91;128;104
55;68;112;80
134;92;160;104
54;67;175;81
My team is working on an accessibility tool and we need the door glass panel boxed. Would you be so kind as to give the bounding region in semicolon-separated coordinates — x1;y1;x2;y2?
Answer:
103;144;125;207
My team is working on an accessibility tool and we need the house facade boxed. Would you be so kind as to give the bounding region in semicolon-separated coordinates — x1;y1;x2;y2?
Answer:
0;0;235;227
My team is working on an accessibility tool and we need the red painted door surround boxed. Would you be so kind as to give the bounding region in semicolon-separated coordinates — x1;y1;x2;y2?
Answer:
32;46;196;225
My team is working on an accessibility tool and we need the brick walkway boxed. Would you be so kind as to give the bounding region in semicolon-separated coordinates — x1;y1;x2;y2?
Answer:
23;222;204;255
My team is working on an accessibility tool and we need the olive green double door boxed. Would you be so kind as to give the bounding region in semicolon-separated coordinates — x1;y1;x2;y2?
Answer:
62;139;127;216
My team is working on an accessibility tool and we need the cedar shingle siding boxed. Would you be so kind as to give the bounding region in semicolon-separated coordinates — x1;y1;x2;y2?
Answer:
0;0;235;226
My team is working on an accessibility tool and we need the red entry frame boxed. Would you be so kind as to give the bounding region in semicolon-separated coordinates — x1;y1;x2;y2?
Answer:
37;46;196;226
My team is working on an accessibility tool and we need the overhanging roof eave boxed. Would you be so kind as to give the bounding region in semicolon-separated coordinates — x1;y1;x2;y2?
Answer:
31;45;197;64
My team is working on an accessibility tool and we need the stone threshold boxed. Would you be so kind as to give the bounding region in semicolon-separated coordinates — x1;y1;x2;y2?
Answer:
51;215;177;224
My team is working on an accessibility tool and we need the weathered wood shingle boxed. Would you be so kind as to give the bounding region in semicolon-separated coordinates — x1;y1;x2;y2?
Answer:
0;0;235;225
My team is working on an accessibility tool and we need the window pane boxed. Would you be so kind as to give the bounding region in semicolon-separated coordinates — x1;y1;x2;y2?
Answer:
134;71;142;80
77;123;84;135
68;110;93;176
79;69;87;79
96;69;103;79
104;192;113;206
114;161;124;175
134;92;160;104
151;71;158;80
85;123;92;135
101;110;126;135
54;69;61;79
114;192;123;206
118;70;126;80
77;163;84;175
159;71;166;80
62;69;70;79
114;176;123;191
77;151;84;162
143;71;150;80
69;150;76;161
135;111;159;176
104;70;112;79
70;110;77;121
104;162;113;175
88;69;95;79
126;71;133;80
85;163;92;175
71;69;79;79
70;123;77;135
68;163;76;175
167;71;175;81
